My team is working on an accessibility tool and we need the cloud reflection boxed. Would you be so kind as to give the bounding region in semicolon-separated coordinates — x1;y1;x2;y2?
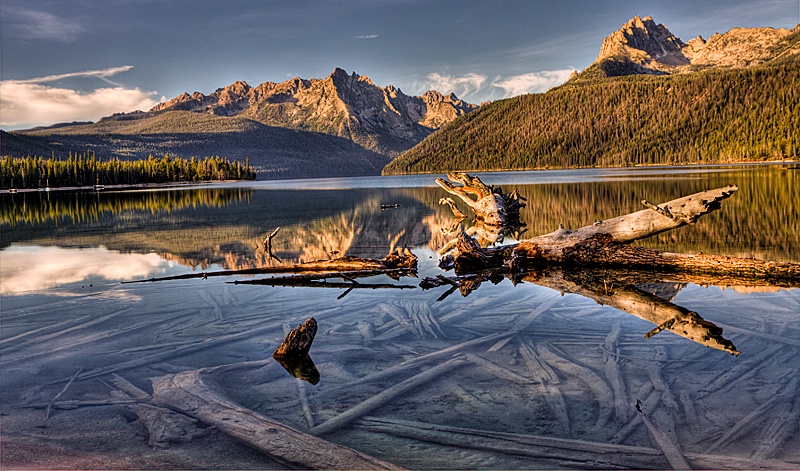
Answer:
0;246;170;295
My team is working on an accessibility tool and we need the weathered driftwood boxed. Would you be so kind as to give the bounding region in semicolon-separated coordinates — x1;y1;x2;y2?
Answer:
232;275;416;292
151;370;403;470
44;367;83;419
439;197;466;220
441;184;800;282
263;226;281;259
536;343;615;432
436;172;525;227
636;400;692;471
308;356;469;436
352;417;794;470
122;248;418;283
129;403;212;448
437;173;508;226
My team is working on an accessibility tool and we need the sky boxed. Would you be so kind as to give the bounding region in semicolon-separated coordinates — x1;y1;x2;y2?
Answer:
1;0;798;130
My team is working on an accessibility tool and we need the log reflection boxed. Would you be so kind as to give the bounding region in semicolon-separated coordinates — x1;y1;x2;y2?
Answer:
424;267;743;355
274;354;320;385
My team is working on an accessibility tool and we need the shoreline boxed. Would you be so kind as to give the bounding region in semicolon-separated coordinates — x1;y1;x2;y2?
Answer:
0;180;239;195
3;160;797;194
382;159;800;176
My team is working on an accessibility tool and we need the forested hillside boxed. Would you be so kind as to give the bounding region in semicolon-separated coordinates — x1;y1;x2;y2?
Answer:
1;152;255;189
383;63;799;174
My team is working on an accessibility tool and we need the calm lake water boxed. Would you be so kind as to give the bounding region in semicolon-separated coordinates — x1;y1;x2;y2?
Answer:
1;164;798;469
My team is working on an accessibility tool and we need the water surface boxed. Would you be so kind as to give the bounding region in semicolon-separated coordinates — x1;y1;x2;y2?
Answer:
1;164;798;469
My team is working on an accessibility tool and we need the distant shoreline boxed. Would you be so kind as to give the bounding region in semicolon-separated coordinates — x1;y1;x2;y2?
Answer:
0;180;236;195
382;159;800;176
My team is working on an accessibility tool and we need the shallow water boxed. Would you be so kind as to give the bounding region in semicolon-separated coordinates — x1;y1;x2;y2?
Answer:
1;164;798;469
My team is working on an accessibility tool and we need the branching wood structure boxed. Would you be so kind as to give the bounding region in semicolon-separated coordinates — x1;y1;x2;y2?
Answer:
437;179;800;283
436;172;526;226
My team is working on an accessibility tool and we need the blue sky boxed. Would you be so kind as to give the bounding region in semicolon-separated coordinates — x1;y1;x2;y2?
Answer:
2;0;798;129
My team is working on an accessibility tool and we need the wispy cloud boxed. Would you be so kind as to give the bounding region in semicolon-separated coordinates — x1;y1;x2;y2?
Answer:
491;69;575;97
0;6;85;41
418;69;573;102
354;34;379;40
424;72;488;99
0;67;158;129
4;65;136;86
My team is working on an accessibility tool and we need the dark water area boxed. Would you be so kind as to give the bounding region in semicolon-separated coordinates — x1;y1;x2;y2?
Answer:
1;164;798;469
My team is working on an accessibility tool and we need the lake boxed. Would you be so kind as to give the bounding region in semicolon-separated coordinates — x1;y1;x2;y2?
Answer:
1;164;798;469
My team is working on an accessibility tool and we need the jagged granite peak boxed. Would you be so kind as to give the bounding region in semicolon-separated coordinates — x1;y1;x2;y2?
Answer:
148;69;478;154
577;16;800;79
598;15;688;66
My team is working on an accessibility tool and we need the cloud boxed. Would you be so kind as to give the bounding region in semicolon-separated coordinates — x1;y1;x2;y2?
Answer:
354;34;379;39
424;72;488;99
0;66;159;129
1;7;85;41
491;69;576;97
0;83;159;129
418;69;574;102
4;65;136;86
0;246;169;295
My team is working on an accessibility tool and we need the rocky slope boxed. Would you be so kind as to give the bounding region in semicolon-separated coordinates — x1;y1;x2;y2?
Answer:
577;16;800;79
4;69;477;179
148;68;477;155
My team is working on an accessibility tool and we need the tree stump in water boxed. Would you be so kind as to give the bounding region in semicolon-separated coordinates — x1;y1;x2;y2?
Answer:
273;318;320;384
273;318;317;358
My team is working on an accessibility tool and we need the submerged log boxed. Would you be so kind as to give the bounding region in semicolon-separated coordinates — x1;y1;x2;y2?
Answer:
151;371;403;469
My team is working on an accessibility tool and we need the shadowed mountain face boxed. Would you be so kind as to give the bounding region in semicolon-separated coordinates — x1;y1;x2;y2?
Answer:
3;69;477;179
577;16;800;79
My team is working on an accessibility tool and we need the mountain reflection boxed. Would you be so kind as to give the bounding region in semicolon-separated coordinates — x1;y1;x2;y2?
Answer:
2;166;797;275
0;245;170;295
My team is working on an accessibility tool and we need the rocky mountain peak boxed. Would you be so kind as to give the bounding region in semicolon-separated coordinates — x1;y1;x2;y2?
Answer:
219;80;251;96
578;16;800;80
598;15;687;66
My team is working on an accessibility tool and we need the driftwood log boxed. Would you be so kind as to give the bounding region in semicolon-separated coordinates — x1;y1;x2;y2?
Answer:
123;248;418;284
443;184;800;283
151;370;403;470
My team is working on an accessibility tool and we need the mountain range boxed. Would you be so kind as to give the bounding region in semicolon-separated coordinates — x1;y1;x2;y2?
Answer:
2;68;476;178
384;16;800;174
4;16;799;178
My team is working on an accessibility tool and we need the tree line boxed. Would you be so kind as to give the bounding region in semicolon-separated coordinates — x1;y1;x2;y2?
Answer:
383;63;800;174
1;152;256;189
